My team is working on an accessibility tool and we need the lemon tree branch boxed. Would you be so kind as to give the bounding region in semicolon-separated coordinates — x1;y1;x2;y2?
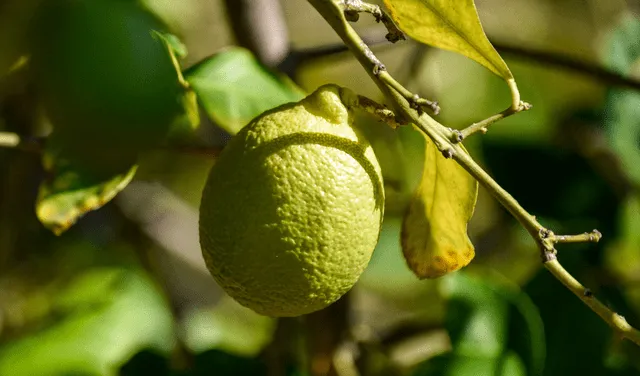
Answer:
0;132;43;152
306;0;640;346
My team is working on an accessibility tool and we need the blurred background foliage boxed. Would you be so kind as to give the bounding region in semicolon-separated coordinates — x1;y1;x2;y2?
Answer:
1;0;640;375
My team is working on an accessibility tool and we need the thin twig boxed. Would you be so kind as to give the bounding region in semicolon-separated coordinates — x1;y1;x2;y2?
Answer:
306;0;640;346
377;71;440;115
354;94;404;129
455;101;532;142
545;229;603;245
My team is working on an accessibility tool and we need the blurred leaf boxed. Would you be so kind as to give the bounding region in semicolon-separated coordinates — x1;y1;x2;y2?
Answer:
0;0;42;78
524;260;612;376
184;349;268;376
498;351;527;376
604;15;640;185
0;267;175;376
185;47;304;135
383;0;512;80
36;133;138;235
605;195;640;282
183;296;276;357
402;133;478;279
441;273;509;358
413;354;500;376
418;273;546;376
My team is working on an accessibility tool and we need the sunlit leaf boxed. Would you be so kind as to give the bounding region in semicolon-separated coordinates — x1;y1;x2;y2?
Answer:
401;134;478;279
383;0;512;80
0;267;175;376
185;47;305;135
36;134;138;235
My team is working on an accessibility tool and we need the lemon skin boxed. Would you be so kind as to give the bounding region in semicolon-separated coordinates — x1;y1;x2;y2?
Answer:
199;85;384;317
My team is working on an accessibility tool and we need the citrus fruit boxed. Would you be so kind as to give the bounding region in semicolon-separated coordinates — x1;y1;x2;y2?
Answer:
29;0;184;151
199;84;385;317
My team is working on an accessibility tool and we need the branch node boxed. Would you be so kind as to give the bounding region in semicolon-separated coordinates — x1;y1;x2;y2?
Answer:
372;63;386;76
541;249;557;263
344;9;359;22
450;129;464;143
584;288;593;298
441;148;455;159
539;228;553;239
341;0;405;43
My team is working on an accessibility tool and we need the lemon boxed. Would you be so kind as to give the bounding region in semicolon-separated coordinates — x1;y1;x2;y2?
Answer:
29;0;184;151
199;85;384;317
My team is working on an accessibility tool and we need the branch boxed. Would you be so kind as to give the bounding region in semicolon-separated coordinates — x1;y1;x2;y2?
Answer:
454;101;532;142
285;36;640;94
223;0;290;67
342;0;405;43
544;259;640;345
491;41;640;92
0;132;43;152
306;0;640;346
0;132;224;157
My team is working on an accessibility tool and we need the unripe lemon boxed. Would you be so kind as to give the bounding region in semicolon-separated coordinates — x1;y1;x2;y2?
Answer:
29;0;184;151
199;85;384;317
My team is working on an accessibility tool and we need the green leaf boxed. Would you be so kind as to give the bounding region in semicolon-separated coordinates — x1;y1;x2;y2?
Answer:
605;196;640;281
182;296;276;357
383;0;512;81
401;133;478;279
441;273;509;358
413;273;544;376
0;267;175;376
152;31;200;140
603;16;640;186
185;47;305;135
443;273;545;375
413;354;500;376
36;133;138;235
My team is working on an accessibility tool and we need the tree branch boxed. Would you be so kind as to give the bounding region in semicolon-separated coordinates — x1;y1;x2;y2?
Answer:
0;132;43;152
223;0;290;67
306;0;640;346
286;35;640;93
492;41;640;92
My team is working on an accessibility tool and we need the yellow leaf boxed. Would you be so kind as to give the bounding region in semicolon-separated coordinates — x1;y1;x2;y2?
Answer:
383;0;512;80
401;133;478;278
